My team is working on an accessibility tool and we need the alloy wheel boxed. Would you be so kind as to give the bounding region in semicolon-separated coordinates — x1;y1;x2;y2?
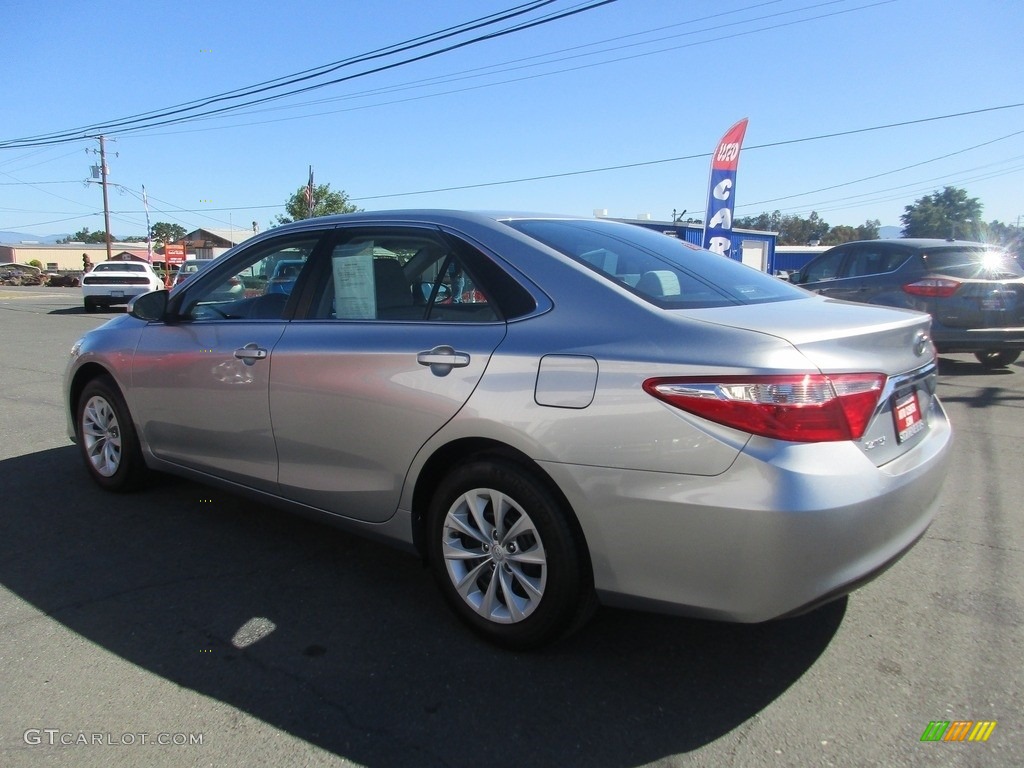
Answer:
81;394;122;478
441;486;548;624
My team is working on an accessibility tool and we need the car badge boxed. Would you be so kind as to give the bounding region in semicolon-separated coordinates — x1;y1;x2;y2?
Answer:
913;331;930;357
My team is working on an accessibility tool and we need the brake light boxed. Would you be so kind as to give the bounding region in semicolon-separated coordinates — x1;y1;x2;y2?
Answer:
643;373;886;442
903;278;960;298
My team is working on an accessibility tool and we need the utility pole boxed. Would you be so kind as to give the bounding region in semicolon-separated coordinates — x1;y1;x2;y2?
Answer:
98;136;113;261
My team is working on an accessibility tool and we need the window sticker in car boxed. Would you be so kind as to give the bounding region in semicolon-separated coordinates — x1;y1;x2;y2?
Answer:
332;242;376;319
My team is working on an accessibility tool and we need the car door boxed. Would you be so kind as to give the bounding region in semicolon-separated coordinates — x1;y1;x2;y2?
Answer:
129;231;327;490
269;225;509;523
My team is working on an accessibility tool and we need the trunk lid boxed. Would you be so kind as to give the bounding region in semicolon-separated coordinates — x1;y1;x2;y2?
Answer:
687;296;938;466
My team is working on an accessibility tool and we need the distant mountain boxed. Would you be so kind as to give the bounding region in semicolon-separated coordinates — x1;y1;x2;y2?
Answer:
0;231;71;244
879;226;901;239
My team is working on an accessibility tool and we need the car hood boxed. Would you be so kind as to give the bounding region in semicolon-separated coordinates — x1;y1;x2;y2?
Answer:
685;297;934;375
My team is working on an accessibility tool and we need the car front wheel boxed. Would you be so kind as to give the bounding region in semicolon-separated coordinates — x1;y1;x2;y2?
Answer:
428;458;594;649
76;375;149;491
974;350;1021;368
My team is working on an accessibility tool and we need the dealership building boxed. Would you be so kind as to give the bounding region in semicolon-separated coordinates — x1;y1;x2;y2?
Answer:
0;228;254;273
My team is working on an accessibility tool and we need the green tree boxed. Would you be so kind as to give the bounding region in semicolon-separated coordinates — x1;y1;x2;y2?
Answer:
62;227;111;244
735;210;783;233
275;182;359;225
737;211;831;245
854;219;881;240
778;211;830;245
821;219;880;245
901;186;982;239
150;222;188;246
821;225;856;245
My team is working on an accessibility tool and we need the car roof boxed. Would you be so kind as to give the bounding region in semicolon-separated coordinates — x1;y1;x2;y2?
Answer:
266;209;577;231
824;238;997;251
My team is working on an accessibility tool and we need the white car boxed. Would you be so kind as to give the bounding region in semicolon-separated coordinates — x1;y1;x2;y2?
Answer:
81;261;164;312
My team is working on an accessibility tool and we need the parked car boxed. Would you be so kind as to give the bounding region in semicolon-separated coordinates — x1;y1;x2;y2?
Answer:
172;259;214;287
171;258;245;301
65;211;951;648
265;258;305;295
790;239;1024;367
81;261;164;312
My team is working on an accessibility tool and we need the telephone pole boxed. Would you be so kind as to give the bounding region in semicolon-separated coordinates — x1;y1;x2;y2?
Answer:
98;136;113;261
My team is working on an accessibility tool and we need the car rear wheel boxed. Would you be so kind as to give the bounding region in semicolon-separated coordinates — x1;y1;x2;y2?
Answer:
427;459;594;649
974;350;1021;368
76;375;149;491
84;298;97;313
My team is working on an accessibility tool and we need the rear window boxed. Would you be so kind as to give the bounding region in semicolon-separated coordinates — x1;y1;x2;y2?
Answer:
94;262;146;272
505;218;804;308
922;247;1023;279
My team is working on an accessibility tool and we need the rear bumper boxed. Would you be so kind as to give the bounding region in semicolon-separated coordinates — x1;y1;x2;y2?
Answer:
933;325;1024;353
82;286;156;306
540;397;952;623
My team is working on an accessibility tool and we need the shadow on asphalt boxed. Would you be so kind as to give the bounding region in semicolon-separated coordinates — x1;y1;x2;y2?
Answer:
937;355;1019;377
1;447;845;767
937;356;1024;409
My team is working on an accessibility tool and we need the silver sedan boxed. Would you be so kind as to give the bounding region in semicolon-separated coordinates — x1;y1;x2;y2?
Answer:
65;211;952;648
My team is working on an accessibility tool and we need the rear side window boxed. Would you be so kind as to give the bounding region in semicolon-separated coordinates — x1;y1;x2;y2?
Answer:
921;247;1023;279
305;227;534;322
506;218;805;307
844;247;912;277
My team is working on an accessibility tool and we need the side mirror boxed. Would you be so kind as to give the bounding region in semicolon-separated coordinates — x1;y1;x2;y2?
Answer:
129;290;169;322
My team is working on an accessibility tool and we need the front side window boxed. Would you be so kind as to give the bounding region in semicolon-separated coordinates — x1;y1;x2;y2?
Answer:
801;250;846;283
182;235;320;321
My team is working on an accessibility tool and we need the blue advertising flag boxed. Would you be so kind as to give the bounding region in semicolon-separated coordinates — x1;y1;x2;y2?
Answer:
702;119;749;255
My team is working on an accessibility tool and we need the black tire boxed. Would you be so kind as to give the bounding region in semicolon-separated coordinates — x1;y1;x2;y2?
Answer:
427;458;595;649
75;375;149;492
84;298;97;313
974;350;1020;368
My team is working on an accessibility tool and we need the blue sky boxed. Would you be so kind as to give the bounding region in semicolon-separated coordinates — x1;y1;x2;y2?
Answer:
2;0;1022;240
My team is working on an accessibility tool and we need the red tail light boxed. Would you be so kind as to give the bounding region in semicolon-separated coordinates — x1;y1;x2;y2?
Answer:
903;278;960;298
643;373;886;442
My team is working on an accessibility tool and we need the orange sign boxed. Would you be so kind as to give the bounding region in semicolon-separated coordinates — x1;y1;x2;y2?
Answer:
164;243;186;265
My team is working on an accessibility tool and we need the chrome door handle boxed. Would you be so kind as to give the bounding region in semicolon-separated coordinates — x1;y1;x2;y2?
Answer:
234;343;268;366
417;346;470;376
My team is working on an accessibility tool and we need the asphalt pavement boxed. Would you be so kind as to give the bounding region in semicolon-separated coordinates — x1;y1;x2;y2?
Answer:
0;286;1020;767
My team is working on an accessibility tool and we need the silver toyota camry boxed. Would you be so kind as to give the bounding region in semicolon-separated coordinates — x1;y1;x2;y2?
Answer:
65;211;952;648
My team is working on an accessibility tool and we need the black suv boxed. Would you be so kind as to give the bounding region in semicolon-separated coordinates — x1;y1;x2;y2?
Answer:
791;239;1024;368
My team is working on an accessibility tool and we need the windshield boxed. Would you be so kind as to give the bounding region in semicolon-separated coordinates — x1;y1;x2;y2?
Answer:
504;218;804;308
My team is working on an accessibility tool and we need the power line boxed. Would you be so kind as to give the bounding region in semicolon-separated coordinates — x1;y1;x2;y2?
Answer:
6;103;1023;230
0;0;561;147
0;0;618;148
350;103;1024;202
128;0;893;139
